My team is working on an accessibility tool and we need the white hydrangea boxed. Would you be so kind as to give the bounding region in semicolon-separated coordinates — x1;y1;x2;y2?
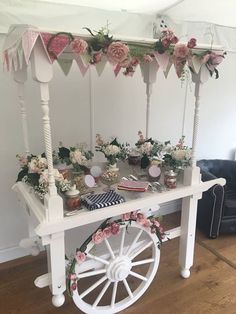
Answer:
28;156;48;173
70;149;88;166
103;145;121;156
139;142;153;156
172;149;191;161
39;169;64;185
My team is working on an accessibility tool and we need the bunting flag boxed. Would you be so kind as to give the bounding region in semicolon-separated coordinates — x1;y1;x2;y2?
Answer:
40;32;71;62
75;55;89;76
57;59;73;76
190;55;202;74
163;59;173;78
113;64;121;77
22;29;39;65
95;55;107;76
153;51;170;72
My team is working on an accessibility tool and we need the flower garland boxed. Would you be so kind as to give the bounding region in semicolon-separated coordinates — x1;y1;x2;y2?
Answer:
67;211;165;295
46;26;226;79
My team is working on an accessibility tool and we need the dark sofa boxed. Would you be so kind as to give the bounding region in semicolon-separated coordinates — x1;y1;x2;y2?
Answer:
197;159;236;238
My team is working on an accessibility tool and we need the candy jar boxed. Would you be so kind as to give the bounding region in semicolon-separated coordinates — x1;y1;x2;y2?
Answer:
65;185;81;211
164;170;177;189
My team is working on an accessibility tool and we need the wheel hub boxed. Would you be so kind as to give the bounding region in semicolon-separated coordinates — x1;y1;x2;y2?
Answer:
106;256;132;282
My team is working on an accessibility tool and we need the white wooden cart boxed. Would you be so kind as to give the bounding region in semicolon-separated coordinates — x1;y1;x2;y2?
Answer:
3;25;225;313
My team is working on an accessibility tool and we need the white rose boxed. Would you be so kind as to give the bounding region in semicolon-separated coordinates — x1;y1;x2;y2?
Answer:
29;158;40;173
104;145;121;156
172;149;187;161
70;149;88;166
38;156;48;170
140;142;153;156
39;169;64;185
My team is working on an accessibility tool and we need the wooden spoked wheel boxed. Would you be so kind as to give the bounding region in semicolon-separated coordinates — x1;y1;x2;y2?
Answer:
71;221;160;313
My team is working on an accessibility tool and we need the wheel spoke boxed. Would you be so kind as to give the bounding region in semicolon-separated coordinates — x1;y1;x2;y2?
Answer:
129;270;148;281
92;280;111;308
123;279;133;298
111;281;118;308
125;229;143;256
104;238;115;259
87;253;109;265
131;258;155;267
78;268;107;279
129;240;153;260
80;275;107;299
119;226;126;256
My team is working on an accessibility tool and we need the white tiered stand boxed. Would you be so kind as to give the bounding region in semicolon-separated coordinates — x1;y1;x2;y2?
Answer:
7;26;225;313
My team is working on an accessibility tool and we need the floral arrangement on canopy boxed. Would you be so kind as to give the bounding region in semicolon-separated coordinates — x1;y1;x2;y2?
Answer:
3;25;226;79
66;210;165;295
95;134;128;166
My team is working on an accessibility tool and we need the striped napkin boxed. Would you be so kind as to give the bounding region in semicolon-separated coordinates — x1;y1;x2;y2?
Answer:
117;180;149;192
82;190;125;211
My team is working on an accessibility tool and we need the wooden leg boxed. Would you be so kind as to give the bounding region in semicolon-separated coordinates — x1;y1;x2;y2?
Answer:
46;231;66;307
179;195;198;278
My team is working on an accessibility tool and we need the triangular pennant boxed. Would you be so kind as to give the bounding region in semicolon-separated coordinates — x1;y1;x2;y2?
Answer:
22;29;39;64
12;49;19;71
140;59;159;83
173;58;186;78
40;32;71;62
17;44;24;69
153;52;170;71
190;55;202;74
80;53;91;65
95;55;107;76
113;64;121;77
3;51;9;71
163;59;173;78
57;59;73;76
75;55;89;76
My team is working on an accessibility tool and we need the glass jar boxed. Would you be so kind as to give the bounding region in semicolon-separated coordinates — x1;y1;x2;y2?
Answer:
164;170;177;189
65;185;81;211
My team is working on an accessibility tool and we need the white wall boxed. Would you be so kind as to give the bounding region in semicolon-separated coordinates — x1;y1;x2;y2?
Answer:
1;11;236;262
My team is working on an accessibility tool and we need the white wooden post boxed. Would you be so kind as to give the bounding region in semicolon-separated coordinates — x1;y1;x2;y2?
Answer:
179;65;211;278
89;67;95;153
140;60;159;138
14;65;30;155
31;38;65;306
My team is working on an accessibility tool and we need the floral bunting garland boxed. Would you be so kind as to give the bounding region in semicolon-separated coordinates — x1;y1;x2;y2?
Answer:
3;25;226;79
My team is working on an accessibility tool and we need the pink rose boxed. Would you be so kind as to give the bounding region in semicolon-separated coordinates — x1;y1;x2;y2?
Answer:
93;52;102;63
130;211;138;220
107;42;129;64
69;273;77;280
171;36;179;44
137;213;144;220
209;52;224;66
71;282;77;291
103;226;111;238
143;54;153;63
187;38;197;49
130;58;140;67
75;251;86;264
92;229;104;244
110;222;120;235
162;38;170;49
137;217;151;227
71;38;88;54
174;43;189;59
154;220;160;227
122;213;131;221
